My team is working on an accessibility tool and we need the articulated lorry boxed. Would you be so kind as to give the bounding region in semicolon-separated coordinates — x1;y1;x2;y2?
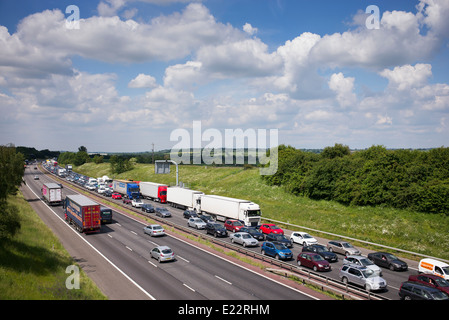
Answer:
41;183;62;206
113;179;140;199
166;187;203;211
140;182;167;203
64;194;101;233
199;195;261;226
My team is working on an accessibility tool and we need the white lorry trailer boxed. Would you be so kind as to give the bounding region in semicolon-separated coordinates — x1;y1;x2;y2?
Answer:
139;182;167;203
166;187;204;211
41;183;62;206
199;195;261;226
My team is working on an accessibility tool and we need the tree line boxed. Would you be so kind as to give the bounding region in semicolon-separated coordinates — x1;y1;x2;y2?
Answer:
262;144;449;215
0;144;25;239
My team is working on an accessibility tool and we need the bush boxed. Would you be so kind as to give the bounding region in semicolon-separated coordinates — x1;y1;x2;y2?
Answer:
261;144;449;215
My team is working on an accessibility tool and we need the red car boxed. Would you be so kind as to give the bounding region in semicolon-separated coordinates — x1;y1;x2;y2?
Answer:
259;223;284;235
408;274;449;295
297;252;331;272
224;219;244;233
111;192;122;199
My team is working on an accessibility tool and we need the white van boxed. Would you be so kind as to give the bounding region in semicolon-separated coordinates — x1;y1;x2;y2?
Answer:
418;258;449;280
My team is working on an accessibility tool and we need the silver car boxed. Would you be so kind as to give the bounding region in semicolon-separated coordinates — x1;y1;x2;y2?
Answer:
327;240;361;256
143;224;165;237
188;217;207;229
343;255;382;276
230;232;259;247
150;246;175;263
339;265;387;292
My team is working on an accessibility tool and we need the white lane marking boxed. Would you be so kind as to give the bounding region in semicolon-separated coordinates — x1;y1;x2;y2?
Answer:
183;284;196;292
177;255;190;263
215;275;232;285
148;260;158;268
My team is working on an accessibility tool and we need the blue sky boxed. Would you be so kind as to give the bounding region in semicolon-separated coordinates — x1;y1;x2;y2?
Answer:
0;0;448;153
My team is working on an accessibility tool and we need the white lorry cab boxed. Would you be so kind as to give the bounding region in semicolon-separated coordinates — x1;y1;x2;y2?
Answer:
418;258;449;280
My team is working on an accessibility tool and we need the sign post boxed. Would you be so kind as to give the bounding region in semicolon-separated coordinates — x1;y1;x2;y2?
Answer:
155;160;178;186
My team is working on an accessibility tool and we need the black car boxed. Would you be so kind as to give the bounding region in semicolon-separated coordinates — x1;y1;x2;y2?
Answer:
302;244;338;262
141;203;155;213
205;222;228;238
104;190;112;197
399;281;449;300
240;226;264;241
265;233;293;248
368;252;408;271
183;210;198;219
199;214;213;223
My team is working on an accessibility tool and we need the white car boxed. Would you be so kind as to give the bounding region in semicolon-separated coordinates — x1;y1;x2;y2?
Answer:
131;198;143;208
343;255;383;276
188;217;206;229
290;232;318;246
97;187;106;194
230;232;259;247
143;224;165;237
86;184;96;191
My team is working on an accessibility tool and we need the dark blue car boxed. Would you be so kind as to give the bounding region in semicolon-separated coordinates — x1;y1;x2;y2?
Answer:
261;241;293;260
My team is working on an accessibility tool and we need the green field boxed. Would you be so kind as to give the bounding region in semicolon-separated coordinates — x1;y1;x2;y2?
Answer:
76;162;449;261
0;191;107;300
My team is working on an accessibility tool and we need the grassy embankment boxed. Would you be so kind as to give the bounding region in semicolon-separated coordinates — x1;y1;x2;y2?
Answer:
77;162;449;261
0;191;107;300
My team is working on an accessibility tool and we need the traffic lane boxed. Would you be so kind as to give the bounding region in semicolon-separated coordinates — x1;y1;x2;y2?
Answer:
86;229;206;300
25;170;205;300
159;234;318;300
106;208;317;300
19;182;153;300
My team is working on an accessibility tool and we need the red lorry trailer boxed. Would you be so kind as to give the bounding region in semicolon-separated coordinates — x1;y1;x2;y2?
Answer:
140;182;167;203
64;194;101;233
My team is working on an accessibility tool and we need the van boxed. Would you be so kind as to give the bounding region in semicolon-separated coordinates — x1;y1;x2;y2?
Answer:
418;258;449;280
100;206;113;224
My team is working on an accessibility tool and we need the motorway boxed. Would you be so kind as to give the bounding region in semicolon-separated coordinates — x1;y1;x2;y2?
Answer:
23;165;325;301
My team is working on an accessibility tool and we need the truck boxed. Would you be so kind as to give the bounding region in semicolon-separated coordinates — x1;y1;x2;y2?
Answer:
166;187;203;211
41;183;62;206
199;195;261;226
65;164;73;172
113;179;140;199
64;194;101;233
57;168;66;177
140;182;167;203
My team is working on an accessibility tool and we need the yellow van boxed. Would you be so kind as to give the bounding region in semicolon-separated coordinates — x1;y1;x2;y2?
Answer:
418;258;449;280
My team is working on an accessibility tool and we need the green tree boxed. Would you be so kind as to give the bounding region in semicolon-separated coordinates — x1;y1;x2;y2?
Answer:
0;144;25;239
